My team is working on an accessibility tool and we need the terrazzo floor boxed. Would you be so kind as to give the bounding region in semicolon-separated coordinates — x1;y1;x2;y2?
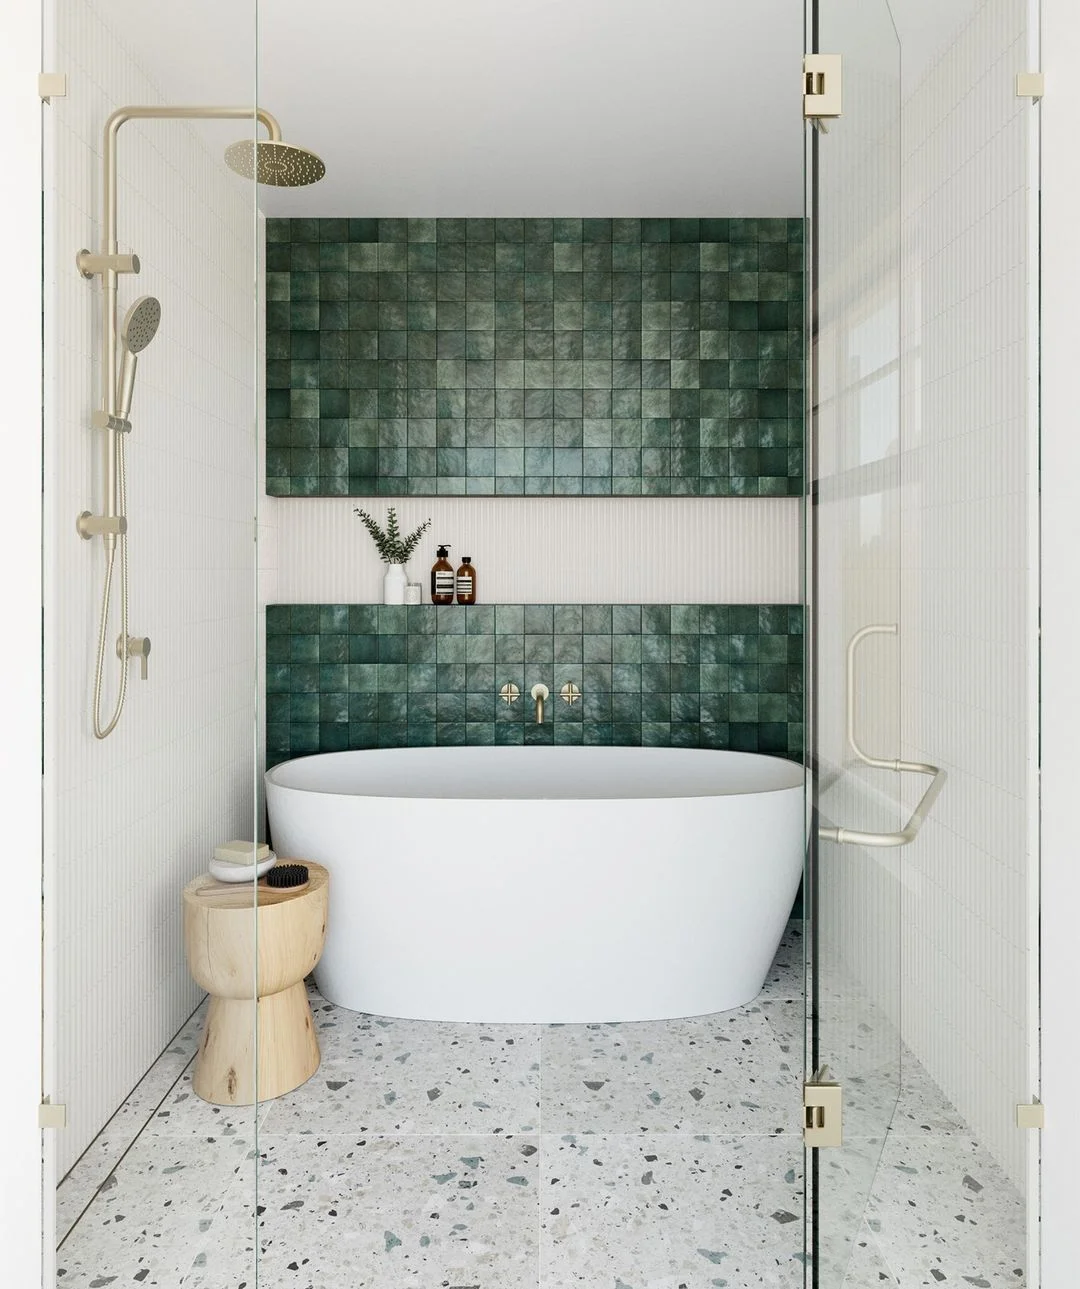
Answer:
56;924;1027;1288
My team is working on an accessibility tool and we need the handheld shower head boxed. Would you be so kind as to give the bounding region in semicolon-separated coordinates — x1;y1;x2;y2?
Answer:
116;295;161;420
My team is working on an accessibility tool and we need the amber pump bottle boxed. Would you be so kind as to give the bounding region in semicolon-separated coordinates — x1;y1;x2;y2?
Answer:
431;545;455;605
456;556;477;605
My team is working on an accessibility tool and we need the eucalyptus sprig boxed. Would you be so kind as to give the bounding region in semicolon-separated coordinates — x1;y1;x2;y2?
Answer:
354;506;431;565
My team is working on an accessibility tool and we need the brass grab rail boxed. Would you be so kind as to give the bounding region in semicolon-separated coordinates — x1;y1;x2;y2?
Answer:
817;624;947;849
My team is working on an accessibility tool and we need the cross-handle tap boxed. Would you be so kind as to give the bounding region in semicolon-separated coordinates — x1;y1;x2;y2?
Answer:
530;683;549;724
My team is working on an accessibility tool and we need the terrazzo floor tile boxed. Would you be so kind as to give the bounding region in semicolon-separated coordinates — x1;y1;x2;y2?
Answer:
539;1133;805;1287
260;997;540;1135
865;1132;1027;1288
540;1008;799;1136
56;1002;207;1240
840;1221;899;1285
185;1133;540;1289
757;922;804;1002
55;1132;256;1288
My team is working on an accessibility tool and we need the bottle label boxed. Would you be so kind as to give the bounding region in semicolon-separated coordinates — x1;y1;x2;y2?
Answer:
434;571;455;596
456;576;473;597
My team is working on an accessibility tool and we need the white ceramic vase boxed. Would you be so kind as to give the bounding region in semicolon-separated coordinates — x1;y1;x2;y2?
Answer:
383;562;408;605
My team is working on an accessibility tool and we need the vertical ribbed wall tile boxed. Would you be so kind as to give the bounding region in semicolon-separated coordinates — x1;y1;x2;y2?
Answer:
898;0;1032;1192
44;3;259;1177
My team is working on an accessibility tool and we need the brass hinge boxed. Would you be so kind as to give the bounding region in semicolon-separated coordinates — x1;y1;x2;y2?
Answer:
38;1100;67;1129
804;1065;842;1147
804;54;842;129
1016;1100;1044;1129
38;73;67;103
1015;72;1044;101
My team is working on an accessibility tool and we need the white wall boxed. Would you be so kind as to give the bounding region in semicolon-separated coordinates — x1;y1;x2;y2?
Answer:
896;0;1035;1192
1;0;45;1279
271;496;800;605
43;0;260;1177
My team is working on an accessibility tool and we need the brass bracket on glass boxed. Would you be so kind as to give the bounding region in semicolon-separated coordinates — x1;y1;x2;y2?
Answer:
38;1100;67;1130
803;53;842;132
1016;1101;1045;1129
1015;72;1044;101
499;683;520;705
804;1065;843;1147
560;682;581;705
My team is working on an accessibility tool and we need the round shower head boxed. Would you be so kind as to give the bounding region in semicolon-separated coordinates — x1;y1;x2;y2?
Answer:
121;295;161;354
223;138;326;188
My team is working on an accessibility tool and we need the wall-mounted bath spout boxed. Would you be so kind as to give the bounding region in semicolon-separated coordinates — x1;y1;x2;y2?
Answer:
531;683;549;724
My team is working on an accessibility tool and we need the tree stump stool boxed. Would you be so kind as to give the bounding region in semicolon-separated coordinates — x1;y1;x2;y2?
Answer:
183;862;328;1105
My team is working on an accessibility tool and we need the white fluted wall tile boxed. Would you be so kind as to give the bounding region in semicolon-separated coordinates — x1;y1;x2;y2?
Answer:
898;0;1033;1191
44;0;259;1177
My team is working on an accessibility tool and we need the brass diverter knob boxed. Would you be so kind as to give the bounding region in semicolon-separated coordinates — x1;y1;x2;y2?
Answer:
560;682;582;705
499;683;520;704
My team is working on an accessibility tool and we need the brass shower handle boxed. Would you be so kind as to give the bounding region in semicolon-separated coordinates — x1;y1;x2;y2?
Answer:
118;634;151;680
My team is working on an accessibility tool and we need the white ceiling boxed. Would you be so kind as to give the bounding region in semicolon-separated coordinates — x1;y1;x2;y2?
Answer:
94;0;982;219
97;0;806;218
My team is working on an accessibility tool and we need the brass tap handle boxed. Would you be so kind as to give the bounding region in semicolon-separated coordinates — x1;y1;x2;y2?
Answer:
499;683;520;705
530;683;549;724
560;682;581;705
118;634;151;679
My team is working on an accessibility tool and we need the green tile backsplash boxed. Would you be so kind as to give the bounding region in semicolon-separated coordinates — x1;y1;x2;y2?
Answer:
265;218;803;497
265;603;803;766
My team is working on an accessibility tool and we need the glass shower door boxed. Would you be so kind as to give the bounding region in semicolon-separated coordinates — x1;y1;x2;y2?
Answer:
806;1;904;1282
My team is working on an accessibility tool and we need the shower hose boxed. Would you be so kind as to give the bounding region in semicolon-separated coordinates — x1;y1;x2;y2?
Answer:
91;432;129;739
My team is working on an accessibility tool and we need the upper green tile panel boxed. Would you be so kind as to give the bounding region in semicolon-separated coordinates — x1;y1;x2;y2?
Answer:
265;217;804;497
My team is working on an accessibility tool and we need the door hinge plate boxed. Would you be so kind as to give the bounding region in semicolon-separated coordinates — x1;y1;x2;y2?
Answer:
804;54;842;121
1016;1100;1044;1129
804;1065;842;1147
1015;72;1044;100
39;1101;67;1129
38;73;67;103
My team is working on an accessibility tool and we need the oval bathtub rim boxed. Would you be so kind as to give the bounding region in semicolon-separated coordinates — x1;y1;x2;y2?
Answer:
264;745;807;803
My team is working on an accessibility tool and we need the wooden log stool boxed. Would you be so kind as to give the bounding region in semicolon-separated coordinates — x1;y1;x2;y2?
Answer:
183;862;329;1105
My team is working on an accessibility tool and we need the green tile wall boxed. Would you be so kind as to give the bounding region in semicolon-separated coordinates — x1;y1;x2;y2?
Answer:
266;603;803;766
265;218;803;497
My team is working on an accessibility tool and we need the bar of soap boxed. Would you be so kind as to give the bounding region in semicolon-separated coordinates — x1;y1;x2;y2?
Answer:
213;839;271;865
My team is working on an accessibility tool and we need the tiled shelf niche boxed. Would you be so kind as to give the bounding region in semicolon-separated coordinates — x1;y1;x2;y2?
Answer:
266;602;803;766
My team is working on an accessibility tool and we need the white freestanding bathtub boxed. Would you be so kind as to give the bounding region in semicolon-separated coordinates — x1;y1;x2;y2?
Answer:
265;746;804;1023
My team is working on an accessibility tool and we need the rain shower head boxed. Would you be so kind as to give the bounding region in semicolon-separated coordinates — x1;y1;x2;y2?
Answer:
223;138;326;187
116;295;161;420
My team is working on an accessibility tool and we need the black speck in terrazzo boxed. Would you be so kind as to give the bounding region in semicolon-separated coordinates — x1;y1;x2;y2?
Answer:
326;1080;346;1091
770;1210;798;1224
689;1087;704;1101
962;1174;983;1193
584;1080;606;1091
930;1270;946;1281
427;1087;443;1101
